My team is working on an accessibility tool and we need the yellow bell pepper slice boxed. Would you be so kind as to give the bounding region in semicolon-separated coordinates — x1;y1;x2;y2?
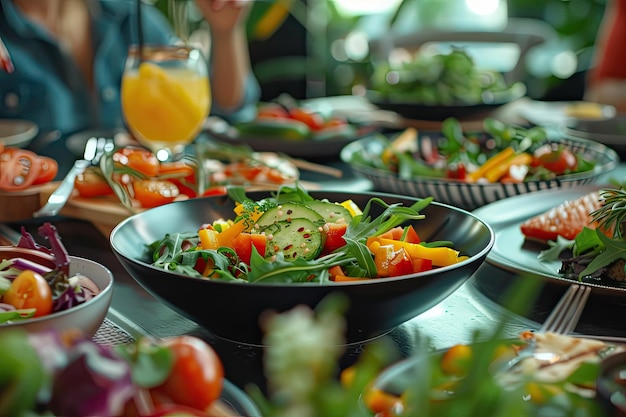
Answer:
483;152;533;183
467;147;515;182
367;237;463;267
198;228;220;250
216;219;247;248
340;199;363;217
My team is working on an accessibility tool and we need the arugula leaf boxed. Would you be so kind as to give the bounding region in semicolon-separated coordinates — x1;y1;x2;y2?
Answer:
343;237;377;278
247;250;340;283
345;197;430;242
577;229;626;280
537;236;575;262
573;227;605;257
149;232;242;281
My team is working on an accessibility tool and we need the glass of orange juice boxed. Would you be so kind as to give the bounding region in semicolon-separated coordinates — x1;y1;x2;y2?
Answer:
121;44;211;160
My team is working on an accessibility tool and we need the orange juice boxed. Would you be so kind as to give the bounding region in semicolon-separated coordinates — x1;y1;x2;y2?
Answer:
121;62;211;150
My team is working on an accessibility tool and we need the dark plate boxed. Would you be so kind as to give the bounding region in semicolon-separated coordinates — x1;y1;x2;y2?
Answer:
341;132;619;211
472;184;626;296
110;190;494;345
366;83;526;121
205;119;379;160
561;115;626;157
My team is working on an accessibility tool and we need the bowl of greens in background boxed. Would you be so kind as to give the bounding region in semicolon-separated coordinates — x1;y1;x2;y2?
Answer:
341;118;619;212
366;49;526;121
110;189;494;345
0;246;114;337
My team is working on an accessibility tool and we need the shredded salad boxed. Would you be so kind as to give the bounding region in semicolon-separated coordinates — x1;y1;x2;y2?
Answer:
147;185;468;283
0;223;100;323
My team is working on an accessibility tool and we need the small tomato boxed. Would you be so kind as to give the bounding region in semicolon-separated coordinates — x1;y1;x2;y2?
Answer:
3;270;53;317
532;145;577;175
113;146;160;177
152;336;224;412
132;179;179;208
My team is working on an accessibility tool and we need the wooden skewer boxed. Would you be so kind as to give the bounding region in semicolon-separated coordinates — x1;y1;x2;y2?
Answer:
288;158;343;178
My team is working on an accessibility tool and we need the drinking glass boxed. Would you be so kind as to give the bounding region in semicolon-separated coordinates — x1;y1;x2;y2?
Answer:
121;44;211;160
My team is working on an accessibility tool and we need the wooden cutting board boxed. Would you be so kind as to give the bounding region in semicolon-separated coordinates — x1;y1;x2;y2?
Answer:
25;180;322;237
5;182;135;237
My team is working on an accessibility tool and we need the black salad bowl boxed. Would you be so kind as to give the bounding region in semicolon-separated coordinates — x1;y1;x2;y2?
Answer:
109;190;494;345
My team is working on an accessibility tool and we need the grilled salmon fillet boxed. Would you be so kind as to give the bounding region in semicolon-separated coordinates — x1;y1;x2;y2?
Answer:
520;191;604;242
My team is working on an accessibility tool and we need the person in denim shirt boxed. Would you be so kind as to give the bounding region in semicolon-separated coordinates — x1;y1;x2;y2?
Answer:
0;0;259;139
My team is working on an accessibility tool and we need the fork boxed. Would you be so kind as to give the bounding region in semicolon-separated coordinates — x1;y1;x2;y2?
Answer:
494;284;591;373
34;137;113;218
539;284;591;335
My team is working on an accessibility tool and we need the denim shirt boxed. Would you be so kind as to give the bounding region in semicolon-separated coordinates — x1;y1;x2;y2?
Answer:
0;0;259;137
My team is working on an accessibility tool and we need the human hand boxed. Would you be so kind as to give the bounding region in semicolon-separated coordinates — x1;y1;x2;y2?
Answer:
194;0;252;35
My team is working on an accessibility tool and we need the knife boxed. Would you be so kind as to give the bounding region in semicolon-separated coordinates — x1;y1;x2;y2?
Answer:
33;137;99;218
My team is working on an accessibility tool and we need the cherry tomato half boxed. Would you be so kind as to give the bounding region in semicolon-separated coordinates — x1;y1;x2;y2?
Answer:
132;179;179;208
0;149;42;191
288;108;325;131
159;161;197;199
113;147;160;177
32;156;59;185
74;166;114;198
3;270;53;317
532;145;577;175
152;336;224;411
256;103;289;120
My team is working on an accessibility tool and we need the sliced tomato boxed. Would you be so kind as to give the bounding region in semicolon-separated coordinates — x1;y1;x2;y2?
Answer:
378;227;404;241
32;156;59;185
222;162;264;182
113;146;160;177
387;247;414;277
152;336;224;411
74;166;114;198
202;186;228;197
288;108;324;131
232;233;267;264
158;161;197;198
257;103;289;120
158;161;195;178
531;145;577;175
411;257;433;273
403;225;421;244
132;179;179;208
322;223;348;255
3;270;53;317
0;149;41;191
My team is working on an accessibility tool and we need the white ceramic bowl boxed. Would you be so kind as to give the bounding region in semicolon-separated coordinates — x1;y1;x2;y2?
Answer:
0;247;114;337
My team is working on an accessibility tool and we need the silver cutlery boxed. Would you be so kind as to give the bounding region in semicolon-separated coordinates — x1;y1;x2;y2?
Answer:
495;284;591;373
33;137;112;218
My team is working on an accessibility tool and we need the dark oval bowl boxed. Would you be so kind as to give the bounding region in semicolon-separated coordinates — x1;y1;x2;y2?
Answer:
0;247;114;337
341;132;619;212
109;190;494;345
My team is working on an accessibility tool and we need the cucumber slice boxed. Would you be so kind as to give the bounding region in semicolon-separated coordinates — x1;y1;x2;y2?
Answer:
304;201;352;224
256;202;324;228
262;218;324;261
